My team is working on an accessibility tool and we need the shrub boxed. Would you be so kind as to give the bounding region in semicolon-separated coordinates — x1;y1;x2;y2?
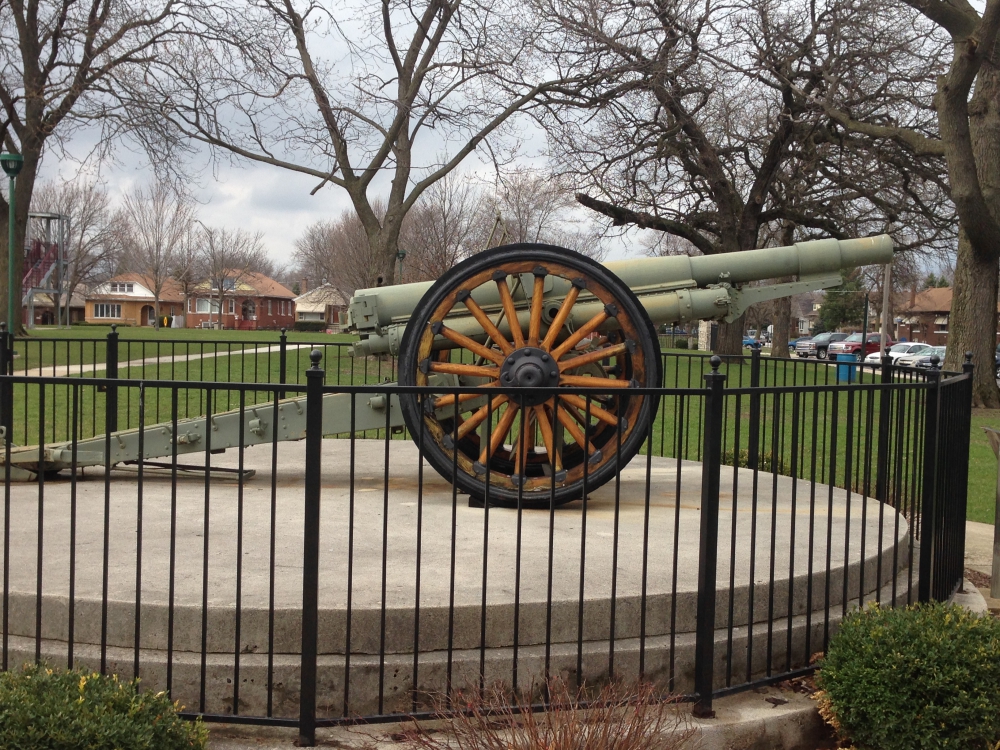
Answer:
293;320;328;332
815;602;1000;750
403;678;695;750
0;663;207;750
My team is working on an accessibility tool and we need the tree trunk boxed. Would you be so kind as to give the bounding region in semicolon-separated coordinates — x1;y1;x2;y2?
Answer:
945;229;999;406
716;315;744;356
771;285;792;359
0;159;39;336
943;61;1000;406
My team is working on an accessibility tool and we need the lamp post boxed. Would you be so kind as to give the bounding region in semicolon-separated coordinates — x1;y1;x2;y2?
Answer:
1;153;23;335
397;249;407;284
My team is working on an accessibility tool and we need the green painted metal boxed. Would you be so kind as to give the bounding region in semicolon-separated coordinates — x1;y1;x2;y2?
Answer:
348;235;893;356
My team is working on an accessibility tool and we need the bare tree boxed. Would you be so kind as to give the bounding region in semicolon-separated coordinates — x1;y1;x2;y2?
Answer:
30;179;120;322
535;0;950;355
815;0;1000;405
482;169;608;259
293;202;388;299
117;182;196;329
167;222;203;326
398;173;485;282
128;0;594;292
0;0;185;333
197;224;267;327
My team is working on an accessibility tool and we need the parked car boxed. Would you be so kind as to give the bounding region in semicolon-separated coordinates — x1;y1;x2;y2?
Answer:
828;332;891;361
897;345;946;368
794;331;849;359
863;342;931;364
742;335;763;348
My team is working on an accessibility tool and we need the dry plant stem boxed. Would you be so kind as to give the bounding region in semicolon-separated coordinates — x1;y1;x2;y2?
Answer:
402;678;696;750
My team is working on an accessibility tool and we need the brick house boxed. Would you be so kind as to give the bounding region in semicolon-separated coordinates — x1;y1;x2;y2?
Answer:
85;274;184;326
186;272;296;330
896;287;953;346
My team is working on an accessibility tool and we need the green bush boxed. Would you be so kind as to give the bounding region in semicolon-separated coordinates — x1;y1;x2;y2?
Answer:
815;602;1000;750
0;663;207;750
293;320;328;332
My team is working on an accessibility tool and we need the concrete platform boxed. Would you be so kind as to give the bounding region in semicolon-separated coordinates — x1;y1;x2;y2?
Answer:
1;439;911;718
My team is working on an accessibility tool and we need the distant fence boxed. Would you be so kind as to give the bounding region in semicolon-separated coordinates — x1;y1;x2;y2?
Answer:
0;337;973;745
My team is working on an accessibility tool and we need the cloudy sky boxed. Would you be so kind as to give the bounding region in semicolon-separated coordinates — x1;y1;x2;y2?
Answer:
36;118;647;272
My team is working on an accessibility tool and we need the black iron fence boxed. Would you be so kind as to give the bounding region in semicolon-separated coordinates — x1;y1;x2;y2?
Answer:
0;341;972;746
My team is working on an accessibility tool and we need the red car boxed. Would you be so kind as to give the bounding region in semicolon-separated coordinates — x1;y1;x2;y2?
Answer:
828;332;893;361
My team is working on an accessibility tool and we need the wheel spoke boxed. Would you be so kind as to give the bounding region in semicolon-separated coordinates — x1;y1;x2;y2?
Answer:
457;394;509;440
554;403;596;456
495;277;525;348
559;393;618;426
511;407;536;476
533;404;563;472
460;295;514;356
540;285;581;350
431;390;492;412
428;361;500;379
551;309;611;359
479;402;520;465
528;274;546;345
559;374;632;388
436;324;505;365
558;342;628;372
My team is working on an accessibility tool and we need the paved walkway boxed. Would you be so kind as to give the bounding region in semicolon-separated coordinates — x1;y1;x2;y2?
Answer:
15;343;311;379
965;520;999;610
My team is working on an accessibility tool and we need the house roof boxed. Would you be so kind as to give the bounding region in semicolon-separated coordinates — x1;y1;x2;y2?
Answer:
294;283;348;313
901;287;952;314
86;273;184;304
192;271;296;299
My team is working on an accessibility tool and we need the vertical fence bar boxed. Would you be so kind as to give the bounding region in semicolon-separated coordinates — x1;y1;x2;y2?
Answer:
279;328;288;399
875;350;893;502
693;356;725;718
918;363;941;603
747;346;761;470
105;325;119;433
299;350;324;747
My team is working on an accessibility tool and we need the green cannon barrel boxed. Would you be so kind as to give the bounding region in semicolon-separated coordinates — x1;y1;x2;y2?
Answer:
347;234;893;356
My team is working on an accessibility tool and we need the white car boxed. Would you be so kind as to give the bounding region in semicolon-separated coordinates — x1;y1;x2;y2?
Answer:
863;342;932;364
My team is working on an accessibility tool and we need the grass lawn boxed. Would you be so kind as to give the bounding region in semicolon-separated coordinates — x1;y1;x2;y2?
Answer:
968;409;1000;525
6;329;993;525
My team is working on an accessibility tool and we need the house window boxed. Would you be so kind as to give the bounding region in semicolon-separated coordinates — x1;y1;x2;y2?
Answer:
109;282;134;294
228;299;235;314
93;303;121;319
212;278;236;291
268;299;272;315
196;298;221;314
187;298;192;312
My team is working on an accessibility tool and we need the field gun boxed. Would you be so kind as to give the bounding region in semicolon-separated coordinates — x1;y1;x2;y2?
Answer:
4;236;893;507
346;236;893;506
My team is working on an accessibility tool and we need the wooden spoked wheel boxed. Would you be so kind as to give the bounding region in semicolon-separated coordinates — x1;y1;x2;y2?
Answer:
398;243;661;508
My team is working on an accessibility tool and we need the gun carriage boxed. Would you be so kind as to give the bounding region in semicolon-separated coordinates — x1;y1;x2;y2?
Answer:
3;237;894;506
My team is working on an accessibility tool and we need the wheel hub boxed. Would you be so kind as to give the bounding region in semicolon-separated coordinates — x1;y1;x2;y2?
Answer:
499;346;560;406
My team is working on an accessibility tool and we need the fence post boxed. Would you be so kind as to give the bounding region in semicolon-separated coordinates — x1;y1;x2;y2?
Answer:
299;349;323;747
693;355;725;718
747;346;761;470
0;324;8;441
279;327;288;398
106;325;119;433
875;348;893;502
917;356;942;602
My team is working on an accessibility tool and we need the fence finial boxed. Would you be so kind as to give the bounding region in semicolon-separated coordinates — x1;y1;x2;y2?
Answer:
309;349;323;369
930;355;940;369
0;322;6;333
111;323;117;333
964;351;973;364
709;355;721;371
